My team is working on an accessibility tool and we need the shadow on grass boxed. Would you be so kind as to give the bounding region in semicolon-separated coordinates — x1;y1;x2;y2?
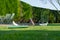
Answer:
8;27;28;29
0;30;60;40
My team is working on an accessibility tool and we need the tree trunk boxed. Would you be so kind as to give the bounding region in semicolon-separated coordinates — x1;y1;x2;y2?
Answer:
30;18;35;25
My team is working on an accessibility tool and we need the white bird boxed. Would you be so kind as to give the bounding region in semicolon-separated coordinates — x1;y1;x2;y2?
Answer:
13;21;19;26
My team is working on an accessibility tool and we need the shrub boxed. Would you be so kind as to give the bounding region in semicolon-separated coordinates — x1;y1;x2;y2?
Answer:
19;1;32;22
0;0;20;21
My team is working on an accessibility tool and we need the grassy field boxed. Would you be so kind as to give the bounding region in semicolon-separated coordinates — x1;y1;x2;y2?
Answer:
0;29;60;40
0;26;60;40
0;26;60;31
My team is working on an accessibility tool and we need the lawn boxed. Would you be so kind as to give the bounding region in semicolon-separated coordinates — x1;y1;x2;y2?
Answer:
0;25;60;31
0;26;60;40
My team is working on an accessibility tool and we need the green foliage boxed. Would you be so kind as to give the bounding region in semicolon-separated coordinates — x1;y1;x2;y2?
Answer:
49;11;55;23
0;0;20;21
32;7;41;22
40;9;50;22
32;7;50;23
0;0;6;15
20;1;60;23
32;6;60;23
20;1;32;21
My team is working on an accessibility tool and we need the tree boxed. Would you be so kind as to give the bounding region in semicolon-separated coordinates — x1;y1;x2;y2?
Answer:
0;0;20;21
20;1;35;25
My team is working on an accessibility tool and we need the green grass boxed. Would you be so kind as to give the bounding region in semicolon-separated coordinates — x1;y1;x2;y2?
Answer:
0;26;60;40
0;26;60;31
48;23;60;26
0;30;60;40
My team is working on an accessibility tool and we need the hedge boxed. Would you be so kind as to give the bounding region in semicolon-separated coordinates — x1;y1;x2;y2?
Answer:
0;0;20;21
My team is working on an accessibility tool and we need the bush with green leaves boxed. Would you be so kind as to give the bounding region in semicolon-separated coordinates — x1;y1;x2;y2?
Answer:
32;7;50;23
20;1;32;22
0;0;20;21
